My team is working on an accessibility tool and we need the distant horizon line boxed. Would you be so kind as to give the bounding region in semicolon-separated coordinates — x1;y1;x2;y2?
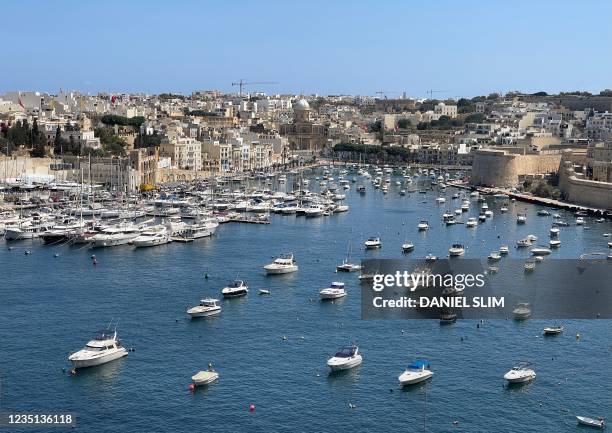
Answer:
2;88;612;99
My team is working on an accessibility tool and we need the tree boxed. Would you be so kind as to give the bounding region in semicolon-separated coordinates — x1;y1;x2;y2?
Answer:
464;113;485;124
397;118;411;129
487;93;500;100
531;91;548;97
599;89;612;97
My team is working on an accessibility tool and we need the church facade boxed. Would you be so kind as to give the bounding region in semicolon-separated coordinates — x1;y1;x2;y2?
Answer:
280;99;328;151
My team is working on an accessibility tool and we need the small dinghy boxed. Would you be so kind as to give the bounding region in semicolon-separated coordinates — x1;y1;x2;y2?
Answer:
191;370;219;387
576;416;604;429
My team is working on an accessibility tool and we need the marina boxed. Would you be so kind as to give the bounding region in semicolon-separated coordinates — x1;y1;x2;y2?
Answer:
1;164;611;432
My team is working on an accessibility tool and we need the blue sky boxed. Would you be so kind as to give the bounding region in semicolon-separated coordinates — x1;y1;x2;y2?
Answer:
2;0;612;97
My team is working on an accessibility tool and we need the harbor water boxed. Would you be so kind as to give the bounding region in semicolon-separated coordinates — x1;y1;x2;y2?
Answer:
1;172;611;432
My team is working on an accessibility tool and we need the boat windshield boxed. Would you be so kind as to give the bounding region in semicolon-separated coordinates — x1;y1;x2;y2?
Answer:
334;347;356;358
330;282;345;289
230;281;244;287
408;360;430;370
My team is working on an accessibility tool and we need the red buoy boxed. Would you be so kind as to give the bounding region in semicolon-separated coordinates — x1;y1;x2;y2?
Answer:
188;383;195;392
249;404;255;412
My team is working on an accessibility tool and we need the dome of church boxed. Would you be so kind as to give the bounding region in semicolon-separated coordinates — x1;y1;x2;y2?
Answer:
293;99;310;110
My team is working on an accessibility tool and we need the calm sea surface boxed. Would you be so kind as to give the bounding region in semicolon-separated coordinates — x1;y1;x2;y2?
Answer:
1;171;611;432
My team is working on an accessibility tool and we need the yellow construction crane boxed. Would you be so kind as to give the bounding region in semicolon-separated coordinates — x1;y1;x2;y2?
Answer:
231;79;278;96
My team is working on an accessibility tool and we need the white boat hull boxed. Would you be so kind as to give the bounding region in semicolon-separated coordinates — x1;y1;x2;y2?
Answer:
264;266;298;275
327;355;362;371
69;349;127;369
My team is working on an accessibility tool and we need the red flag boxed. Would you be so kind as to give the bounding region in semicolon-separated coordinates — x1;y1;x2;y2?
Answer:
111;95;117;104
18;97;25;109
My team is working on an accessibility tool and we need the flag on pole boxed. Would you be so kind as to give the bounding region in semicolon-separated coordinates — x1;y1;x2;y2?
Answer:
18;97;25;109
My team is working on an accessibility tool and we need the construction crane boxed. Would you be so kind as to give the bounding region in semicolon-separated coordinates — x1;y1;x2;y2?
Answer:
374;90;399;99
426;89;450;99
231;79;278;96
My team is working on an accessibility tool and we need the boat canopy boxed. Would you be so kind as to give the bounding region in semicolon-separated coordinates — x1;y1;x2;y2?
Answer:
330;282;345;289
408;359;430;369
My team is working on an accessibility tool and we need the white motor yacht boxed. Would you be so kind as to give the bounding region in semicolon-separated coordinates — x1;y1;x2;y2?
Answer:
549;227;560;237
543;325;564;335
516;238;532;248
319;282;347;300
488;251;501;262
398;360;434;386
516;213;527;224
417;220;429;231
91;224;141;248
549;239;561;248
133;226;171;247
513;303;532;320
364;237;382;249
221;280;249;298
425;254;437;262
503;362;536;384
576;217;585;225
68;329;128;368
448;244;465;257
184;219;219;240
264;253;298;275
466;217;478;228
326;345;362;371
499;245;509;255
402;242;415;253
187;298;222;318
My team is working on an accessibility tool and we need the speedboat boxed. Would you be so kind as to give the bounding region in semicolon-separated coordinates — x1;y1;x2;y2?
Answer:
364;237;382;249
68;329;128;368
543;325;564;335
500;206;508;213
417;220;429;231
191;370;219;387
516;214;527;224
398;360;434;386
576;416;605;429
187;298;221;318
503;362;536;383
499;245;509;255
549;227;560;237
537;210;550;216
221;280;249;298
576;217;585;225
549;240;561;248
320;282;347;300
488;251;501;262
264;253;298;275
448;244;465;257
402;242;415;253
466;217;478;228
326;345;362;371
513;303;531;320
